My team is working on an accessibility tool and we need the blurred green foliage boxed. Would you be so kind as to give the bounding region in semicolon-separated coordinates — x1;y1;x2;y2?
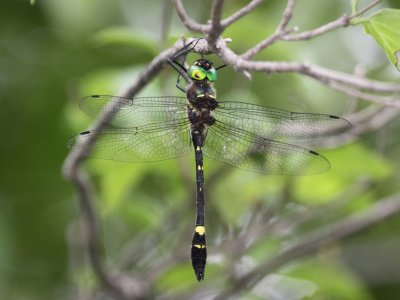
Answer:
1;0;400;299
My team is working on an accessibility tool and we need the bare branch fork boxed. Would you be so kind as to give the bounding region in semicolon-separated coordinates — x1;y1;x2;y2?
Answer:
63;0;399;298
174;0;400;107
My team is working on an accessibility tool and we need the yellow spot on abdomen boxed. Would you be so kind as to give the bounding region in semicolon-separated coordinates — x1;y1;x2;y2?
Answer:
193;244;206;249
195;226;206;235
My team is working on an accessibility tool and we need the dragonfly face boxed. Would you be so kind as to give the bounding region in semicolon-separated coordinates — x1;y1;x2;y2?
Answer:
187;59;218;82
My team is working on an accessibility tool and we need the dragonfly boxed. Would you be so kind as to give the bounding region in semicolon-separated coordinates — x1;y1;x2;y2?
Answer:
68;38;351;281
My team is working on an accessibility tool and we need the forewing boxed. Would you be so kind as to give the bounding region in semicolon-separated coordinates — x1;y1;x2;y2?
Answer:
79;95;187;128
68;121;191;162
215;101;351;143
204;121;329;175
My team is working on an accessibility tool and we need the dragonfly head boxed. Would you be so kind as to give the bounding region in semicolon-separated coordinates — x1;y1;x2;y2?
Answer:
188;59;217;82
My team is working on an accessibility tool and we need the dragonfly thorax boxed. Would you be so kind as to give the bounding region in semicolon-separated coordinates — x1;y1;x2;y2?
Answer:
187;81;217;106
186;80;217;125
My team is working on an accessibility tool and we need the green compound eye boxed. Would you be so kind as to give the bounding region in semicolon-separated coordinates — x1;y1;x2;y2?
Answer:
206;68;217;82
188;66;207;81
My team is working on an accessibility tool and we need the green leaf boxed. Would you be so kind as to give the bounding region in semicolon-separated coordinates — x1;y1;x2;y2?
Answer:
361;9;400;69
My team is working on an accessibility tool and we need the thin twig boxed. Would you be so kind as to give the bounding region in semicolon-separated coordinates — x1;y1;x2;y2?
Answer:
277;0;297;32
347;104;386;124
69;170;151;299
243;0;382;58
283;14;350;41
242;0;297;59
217;43;400;94
72;170;126;298
284;0;382;41
207;0;225;45
221;0;264;28
214;192;400;300
325;81;400;107
352;107;400;134
352;0;382;18
210;0;224;28
172;0;209;33
241;28;295;59
310;105;400;148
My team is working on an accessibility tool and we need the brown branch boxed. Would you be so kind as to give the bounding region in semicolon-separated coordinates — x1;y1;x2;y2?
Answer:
241;29;292;59
66;170;151;299
243;0;382;59
350;106;400;135
295;102;400;150
217;43;400;95
207;0;225;45
242;0;297;59
220;0;264;28
312;105;400;148
172;0;209;33
284;0;382;41
214;192;400;300
353;0;382;18
325;81;400;107
277;0;297;31
283;14;350;41
72;170;123;298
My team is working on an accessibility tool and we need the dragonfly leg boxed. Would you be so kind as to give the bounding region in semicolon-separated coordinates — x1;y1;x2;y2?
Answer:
215;63;227;70
175;74;187;93
168;56;191;92
168;38;204;93
191;133;207;281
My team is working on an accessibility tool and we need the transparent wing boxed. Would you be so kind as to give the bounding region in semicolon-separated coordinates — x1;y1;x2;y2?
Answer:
79;95;187;128
215;101;351;143
68;121;191;162
204;121;329;175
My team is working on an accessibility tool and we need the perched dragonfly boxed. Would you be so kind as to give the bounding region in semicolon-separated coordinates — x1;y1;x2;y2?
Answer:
68;38;351;281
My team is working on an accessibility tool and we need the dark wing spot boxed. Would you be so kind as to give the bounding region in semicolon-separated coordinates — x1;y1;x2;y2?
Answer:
91;95;100;98
309;150;319;155
329;115;339;119
80;131;90;135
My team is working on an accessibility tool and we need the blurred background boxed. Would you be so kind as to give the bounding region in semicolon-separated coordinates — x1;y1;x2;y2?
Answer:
1;0;400;299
